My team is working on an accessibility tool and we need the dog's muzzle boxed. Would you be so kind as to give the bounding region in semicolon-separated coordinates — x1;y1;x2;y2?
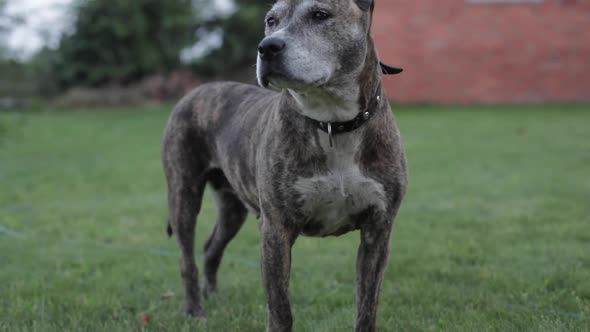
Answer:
258;37;286;61
257;36;288;88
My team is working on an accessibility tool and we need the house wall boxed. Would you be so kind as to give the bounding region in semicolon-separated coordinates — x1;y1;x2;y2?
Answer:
373;0;590;103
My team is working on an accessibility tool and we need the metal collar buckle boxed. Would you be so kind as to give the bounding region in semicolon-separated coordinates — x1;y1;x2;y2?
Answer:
314;82;384;149
327;122;334;148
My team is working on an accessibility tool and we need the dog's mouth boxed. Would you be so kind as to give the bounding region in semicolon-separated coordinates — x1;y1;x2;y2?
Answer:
258;61;291;89
259;72;286;90
263;73;297;90
257;55;331;92
259;69;327;92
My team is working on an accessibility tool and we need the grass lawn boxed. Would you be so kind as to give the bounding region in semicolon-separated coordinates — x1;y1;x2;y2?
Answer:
1;104;589;331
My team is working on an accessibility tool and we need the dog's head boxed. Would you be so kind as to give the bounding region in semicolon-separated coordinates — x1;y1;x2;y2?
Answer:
256;0;401;92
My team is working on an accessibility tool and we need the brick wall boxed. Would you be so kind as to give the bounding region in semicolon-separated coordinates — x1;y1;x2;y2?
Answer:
373;0;590;104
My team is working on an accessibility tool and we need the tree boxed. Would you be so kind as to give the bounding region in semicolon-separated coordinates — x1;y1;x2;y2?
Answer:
0;0;11;58
53;0;200;87
193;0;267;78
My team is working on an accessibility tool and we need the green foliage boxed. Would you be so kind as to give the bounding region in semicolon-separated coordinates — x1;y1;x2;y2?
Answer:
193;0;268;77
1;105;590;331
0;59;32;97
0;0;35;95
0;0;11;58
53;0;199;87
0;0;7;29
28;47;63;97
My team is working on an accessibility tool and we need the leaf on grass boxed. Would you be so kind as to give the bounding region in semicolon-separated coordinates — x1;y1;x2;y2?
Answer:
161;291;175;299
141;312;151;326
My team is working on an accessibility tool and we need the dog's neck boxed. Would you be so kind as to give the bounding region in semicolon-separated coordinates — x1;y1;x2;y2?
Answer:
357;36;382;116
287;85;361;123
285;37;383;132
287;43;382;124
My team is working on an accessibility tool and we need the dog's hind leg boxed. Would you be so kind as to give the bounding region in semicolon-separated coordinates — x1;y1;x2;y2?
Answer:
202;170;248;296
163;112;209;319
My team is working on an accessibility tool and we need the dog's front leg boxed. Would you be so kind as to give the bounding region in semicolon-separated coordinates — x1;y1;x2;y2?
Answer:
355;221;393;332
260;213;298;332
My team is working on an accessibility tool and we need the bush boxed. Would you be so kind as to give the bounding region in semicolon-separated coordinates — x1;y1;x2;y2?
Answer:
192;1;267;78
52;0;200;88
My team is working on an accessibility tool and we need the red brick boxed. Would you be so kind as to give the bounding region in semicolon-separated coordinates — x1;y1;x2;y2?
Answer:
373;1;590;103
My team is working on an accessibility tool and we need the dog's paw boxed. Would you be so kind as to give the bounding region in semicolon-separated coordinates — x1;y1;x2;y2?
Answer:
185;305;206;320
202;280;217;299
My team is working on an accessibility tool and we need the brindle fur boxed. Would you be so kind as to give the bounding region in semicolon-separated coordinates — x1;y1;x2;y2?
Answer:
162;0;407;330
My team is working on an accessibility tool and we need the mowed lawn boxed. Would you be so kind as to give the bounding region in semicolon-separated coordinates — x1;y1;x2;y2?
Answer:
1;104;589;332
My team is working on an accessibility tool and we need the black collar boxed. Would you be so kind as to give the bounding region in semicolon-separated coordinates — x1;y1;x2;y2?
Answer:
310;81;384;147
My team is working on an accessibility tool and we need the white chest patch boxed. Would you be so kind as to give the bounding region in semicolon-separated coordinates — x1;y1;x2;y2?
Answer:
293;131;386;236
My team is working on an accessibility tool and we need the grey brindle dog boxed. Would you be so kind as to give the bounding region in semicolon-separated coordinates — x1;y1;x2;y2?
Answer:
162;0;407;330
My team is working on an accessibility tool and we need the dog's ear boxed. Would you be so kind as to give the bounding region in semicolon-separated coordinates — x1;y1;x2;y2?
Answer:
355;0;374;12
380;62;403;75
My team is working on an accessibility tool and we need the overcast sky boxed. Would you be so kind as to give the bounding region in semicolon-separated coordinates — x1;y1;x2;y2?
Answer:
4;0;72;57
3;0;235;59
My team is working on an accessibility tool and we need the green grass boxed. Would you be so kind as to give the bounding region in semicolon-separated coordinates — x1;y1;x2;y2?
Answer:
1;104;589;331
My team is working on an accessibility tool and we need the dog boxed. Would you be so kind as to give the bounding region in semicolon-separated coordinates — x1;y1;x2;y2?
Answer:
162;0;407;330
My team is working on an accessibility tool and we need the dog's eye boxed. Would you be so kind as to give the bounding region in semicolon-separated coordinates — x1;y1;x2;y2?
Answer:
311;10;330;21
266;16;277;27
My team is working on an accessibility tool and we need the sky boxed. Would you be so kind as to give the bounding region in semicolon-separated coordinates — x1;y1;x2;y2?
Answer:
2;0;235;60
3;0;72;58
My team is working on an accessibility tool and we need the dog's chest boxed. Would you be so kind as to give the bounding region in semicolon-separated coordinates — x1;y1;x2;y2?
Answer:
293;134;386;236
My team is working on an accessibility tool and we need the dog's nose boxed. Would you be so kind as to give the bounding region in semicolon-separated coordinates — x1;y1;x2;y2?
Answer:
258;37;286;60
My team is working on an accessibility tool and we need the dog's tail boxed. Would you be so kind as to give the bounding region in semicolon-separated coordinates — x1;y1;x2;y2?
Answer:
166;219;173;237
